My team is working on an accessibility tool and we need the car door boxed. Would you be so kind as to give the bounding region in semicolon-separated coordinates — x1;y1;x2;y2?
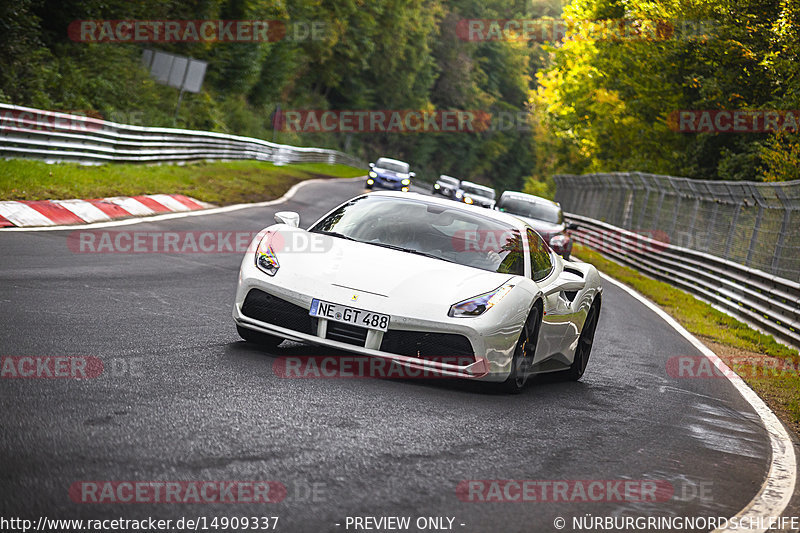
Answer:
526;228;573;362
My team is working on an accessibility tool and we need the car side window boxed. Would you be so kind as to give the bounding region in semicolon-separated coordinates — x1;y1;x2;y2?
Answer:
527;229;553;281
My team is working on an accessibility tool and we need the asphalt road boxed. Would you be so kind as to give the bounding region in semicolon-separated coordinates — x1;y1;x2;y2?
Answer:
0;178;795;532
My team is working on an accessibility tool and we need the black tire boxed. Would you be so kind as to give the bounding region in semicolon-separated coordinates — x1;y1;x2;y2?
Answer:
561;301;600;381
501;305;542;394
365;182;373;190
237;325;282;350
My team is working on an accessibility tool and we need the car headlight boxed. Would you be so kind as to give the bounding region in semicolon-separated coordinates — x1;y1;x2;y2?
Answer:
367;179;374;185
449;284;515;317
401;178;411;185
255;234;280;276
455;191;463;199
550;233;570;249
401;187;409;192
434;183;441;189
464;197;474;205
369;171;377;178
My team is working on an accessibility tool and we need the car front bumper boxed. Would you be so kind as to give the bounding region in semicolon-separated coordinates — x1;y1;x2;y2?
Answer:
369;176;407;190
233;264;528;382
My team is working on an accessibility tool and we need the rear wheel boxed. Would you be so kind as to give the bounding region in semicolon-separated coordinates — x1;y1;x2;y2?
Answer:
561;301;600;381
237;325;282;350
502;305;541;394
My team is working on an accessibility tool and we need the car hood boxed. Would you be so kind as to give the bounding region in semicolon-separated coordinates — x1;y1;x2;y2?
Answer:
272;228;513;305
374;167;409;179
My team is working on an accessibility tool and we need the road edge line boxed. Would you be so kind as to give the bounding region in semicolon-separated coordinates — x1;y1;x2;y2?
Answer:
598;271;796;533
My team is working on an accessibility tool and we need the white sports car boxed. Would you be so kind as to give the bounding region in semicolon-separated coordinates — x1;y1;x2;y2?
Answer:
233;191;602;392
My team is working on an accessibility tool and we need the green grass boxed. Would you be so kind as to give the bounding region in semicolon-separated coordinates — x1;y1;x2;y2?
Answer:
0;159;365;205
573;243;800;433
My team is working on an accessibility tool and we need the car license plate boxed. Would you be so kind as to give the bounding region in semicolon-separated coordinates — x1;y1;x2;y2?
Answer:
309;299;390;332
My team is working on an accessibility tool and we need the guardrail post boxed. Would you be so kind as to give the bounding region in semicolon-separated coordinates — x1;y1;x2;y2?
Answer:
771;187;792;277
724;203;741;260
636;174;652;231
666;176;682;240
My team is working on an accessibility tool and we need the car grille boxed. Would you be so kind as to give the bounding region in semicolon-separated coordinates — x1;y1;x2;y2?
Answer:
380;330;474;362
326;322;369;346
241;289;314;335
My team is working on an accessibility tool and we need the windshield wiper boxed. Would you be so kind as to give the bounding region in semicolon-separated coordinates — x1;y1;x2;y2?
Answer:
311;230;359;242
365;241;456;263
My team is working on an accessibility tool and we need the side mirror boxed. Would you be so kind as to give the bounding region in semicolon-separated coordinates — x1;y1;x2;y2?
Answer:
409;172;416;178
369;162;375;168
274;211;300;228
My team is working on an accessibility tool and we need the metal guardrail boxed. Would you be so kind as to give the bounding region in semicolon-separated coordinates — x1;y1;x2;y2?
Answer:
554;172;800;282
0;103;365;168
566;213;800;350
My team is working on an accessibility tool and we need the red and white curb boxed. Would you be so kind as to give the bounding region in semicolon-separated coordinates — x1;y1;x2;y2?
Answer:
0;195;215;228
0;177;365;232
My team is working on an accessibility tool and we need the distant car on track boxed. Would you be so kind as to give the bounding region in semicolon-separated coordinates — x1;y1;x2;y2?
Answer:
366;157;414;192
456;181;496;209
432;175;461;199
233;191;603;392
496;191;576;259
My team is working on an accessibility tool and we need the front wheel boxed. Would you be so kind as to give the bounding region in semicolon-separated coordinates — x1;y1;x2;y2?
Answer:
237;325;282;350
501;305;541;394
561;301;600;381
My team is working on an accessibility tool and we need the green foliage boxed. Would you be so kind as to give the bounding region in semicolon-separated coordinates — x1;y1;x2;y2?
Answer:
0;0;546;193
532;0;800;181
0;159;364;204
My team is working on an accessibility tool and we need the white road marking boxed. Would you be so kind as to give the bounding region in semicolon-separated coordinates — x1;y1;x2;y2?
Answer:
598;271;796;533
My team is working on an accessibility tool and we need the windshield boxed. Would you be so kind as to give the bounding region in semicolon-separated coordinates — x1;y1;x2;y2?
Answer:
461;183;495;199
439;176;459;186
375;159;409;173
499;197;562;224
310;196;524;275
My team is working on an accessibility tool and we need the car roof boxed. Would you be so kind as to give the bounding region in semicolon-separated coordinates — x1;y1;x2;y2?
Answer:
439;174;459;181
459;180;495;192
367;191;526;229
375;157;408;166
499;190;560;208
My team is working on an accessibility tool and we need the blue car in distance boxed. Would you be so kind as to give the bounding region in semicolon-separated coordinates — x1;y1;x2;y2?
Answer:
366;157;415;192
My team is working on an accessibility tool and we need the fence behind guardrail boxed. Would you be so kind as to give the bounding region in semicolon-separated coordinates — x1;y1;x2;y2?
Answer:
554;172;800;283
554;172;800;349
0;103;365;169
